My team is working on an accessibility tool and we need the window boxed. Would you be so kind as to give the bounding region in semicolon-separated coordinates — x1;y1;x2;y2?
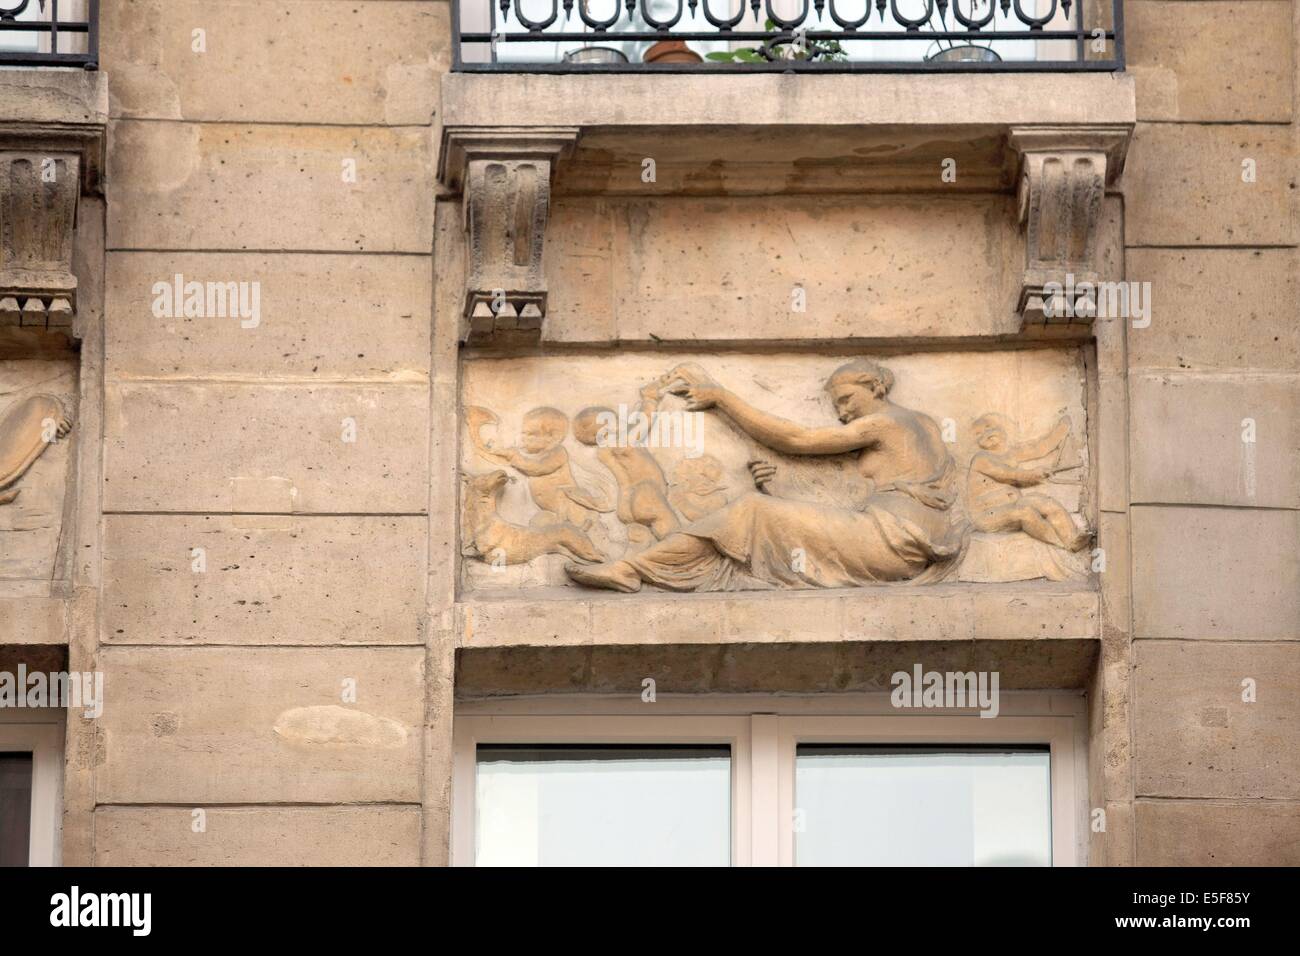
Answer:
0;715;63;867
0;753;34;866
476;745;732;866
794;746;1052;866
453;696;1084;866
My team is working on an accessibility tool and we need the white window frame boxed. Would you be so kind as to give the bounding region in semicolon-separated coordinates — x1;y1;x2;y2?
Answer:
453;715;753;866
0;709;64;867
453;693;1086;867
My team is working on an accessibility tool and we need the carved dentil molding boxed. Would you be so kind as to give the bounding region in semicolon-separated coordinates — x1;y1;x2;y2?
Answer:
1010;126;1131;327
438;127;579;346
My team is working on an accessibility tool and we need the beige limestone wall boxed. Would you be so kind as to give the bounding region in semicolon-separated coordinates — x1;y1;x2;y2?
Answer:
82;0;451;866
26;0;1290;867
1122;0;1300;865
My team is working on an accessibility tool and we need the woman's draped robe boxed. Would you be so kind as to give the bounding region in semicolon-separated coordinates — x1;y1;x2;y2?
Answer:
625;457;970;592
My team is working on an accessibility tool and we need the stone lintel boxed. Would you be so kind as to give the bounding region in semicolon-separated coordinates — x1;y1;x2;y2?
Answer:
458;583;1100;649
455;638;1101;696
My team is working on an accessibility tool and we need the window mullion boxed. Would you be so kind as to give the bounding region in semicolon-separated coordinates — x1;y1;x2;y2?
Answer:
748;714;781;867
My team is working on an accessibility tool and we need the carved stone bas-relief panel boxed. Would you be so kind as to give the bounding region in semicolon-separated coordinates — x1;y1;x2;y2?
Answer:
0;360;76;582
460;350;1090;595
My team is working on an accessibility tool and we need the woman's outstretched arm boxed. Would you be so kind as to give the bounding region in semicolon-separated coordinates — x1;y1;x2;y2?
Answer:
669;381;879;456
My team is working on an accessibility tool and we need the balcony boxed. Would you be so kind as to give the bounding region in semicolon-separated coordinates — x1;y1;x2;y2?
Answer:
453;0;1123;71
0;0;98;69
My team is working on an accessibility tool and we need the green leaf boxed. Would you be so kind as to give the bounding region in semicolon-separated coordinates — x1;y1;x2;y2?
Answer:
704;51;738;61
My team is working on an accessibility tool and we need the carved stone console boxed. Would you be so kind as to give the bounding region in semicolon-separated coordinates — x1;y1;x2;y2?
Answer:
438;127;579;346
0;150;82;330
1010;126;1131;327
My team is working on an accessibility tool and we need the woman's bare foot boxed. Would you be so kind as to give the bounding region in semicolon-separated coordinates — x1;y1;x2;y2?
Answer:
564;560;642;593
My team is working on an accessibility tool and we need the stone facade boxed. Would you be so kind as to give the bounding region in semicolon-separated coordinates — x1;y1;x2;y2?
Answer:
0;1;1295;866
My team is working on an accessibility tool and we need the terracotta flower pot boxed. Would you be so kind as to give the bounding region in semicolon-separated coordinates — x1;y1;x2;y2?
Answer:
643;39;702;64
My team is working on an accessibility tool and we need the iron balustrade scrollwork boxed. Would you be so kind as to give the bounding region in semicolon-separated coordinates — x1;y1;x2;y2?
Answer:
0;0;98;68
454;0;1123;70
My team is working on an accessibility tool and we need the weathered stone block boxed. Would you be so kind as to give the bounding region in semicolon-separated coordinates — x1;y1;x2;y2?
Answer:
442;72;1137;136
1136;800;1300;865
1131;506;1300;640
1126;1;1294;122
98;646;424;803
1126;248;1300;372
103;382;429;514
102;0;446;125
0;597;65;644
545;196;1021;343
455;639;1100;697
591;599;724;646
94;806;421;866
105;252;431;380
1124;124;1295;246
0;68;108;127
1130;373;1299;509
103;515;426;645
1134;640;1300;798
107;122;433;252
725;594;849;644
461;584;1098;647
458;598;594;649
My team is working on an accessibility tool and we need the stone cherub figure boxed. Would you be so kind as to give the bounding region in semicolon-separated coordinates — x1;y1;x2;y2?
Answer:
0;394;73;506
571;379;681;546
669;454;729;522
465;405;606;529
564;359;967;593
966;413;1090;552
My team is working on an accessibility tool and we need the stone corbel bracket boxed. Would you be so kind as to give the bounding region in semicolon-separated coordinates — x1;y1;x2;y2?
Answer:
438;127;580;347
0;117;106;337
1011;126;1131;328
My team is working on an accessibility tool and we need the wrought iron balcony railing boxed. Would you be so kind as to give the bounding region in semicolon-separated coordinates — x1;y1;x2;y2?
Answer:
0;0;98;68
454;0;1123;71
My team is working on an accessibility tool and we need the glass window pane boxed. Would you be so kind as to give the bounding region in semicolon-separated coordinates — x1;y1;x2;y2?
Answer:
0;752;34;868
796;746;1051;867
476;745;731;866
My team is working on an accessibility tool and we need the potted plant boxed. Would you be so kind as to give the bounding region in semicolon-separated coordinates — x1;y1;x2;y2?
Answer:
924;1;1001;63
644;38;703;63
704;19;848;64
